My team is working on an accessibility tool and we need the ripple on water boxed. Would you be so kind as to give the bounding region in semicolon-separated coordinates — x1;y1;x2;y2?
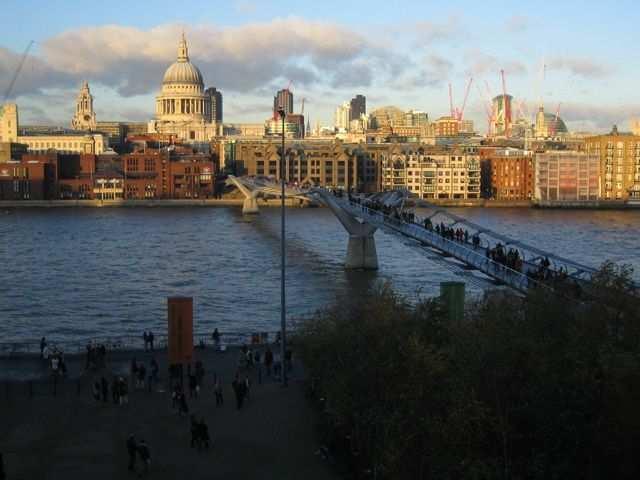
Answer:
1;207;639;343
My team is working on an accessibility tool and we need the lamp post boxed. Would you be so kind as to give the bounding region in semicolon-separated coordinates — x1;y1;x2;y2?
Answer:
278;107;287;387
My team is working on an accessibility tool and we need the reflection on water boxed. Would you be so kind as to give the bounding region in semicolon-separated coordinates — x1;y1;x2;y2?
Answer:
1;207;638;342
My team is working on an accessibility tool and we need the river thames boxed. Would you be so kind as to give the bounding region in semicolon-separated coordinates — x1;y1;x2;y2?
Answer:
1;207;639;343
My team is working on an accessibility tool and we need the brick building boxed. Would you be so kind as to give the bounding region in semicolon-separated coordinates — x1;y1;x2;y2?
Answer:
0;154;57;199
484;149;534;200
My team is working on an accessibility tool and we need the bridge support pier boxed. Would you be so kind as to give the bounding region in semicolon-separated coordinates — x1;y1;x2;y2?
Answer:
242;193;260;215
346;233;378;270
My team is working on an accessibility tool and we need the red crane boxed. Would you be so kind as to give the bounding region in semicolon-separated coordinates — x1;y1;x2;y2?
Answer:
457;77;473;121
448;83;454;118
501;69;511;137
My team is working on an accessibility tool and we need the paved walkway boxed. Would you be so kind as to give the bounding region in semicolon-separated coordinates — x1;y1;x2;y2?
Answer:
0;346;337;479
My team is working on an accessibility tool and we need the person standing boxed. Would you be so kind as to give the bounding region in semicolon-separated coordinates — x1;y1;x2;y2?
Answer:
40;337;47;359
148;331;154;351
214;378;224;407
137;439;151;476
264;347;273;377
150;357;159;384
212;328;220;350
111;377;120;404
119;377;129;406
142;332;148;352
100;376;109;403
126;434;138;472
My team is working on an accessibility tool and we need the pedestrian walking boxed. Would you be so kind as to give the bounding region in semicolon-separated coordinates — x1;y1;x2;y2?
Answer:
137;439;151;477
179;392;189;416
92;381;101;402
148;331;154;351
232;374;246;410
101;376;109;402
199;418;210;450
214;378;224;406
188;373;198;399
137;363;147;390
126;434;138;472
112;377;120;404
142;332;149;351
119;377;129;405
150;357;159;383
244;375;251;402
264;347;273;377
40;336;47;358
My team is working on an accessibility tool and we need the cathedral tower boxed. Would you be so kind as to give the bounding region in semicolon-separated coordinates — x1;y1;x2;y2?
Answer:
71;81;96;131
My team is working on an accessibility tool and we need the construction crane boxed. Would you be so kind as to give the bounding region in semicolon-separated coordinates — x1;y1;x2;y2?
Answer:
457;77;473;121
448;83;454;118
500;69;511;137
550;102;562;136
481;80;497;137
3;40;34;101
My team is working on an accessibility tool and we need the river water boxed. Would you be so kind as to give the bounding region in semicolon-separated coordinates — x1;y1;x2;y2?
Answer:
1;207;638;343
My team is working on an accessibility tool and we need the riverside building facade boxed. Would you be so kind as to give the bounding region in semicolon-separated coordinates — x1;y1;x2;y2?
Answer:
534;151;600;202
585;129;640;201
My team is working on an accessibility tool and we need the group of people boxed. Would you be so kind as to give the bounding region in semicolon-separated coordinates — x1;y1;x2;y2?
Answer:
86;341;107;370
190;415;211;450
92;375;129;405
127;435;151;476
142;331;155;352
131;357;159;392
486;243;524;272
42;340;67;377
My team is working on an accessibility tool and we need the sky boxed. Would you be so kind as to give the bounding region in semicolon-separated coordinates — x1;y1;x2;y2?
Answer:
1;0;638;132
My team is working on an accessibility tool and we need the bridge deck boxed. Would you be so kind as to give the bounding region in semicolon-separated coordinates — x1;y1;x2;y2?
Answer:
334;197;550;294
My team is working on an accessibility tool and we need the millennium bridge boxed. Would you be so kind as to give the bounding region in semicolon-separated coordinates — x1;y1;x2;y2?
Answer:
227;175;633;296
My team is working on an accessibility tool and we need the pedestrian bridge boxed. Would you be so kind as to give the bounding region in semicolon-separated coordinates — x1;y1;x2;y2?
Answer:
227;176;633;296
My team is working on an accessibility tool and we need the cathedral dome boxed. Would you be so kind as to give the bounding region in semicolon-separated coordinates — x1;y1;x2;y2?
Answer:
163;61;203;86
162;34;204;86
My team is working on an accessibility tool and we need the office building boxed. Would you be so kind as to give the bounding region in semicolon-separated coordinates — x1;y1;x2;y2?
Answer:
534;151;600;202
205;87;223;123
350;95;366;119
273;89;294;116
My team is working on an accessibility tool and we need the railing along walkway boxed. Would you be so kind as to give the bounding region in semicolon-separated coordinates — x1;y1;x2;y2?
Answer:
336;198;548;293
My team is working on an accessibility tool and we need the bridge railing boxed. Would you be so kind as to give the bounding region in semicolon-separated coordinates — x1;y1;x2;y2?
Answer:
341;200;550;293
0;330;282;357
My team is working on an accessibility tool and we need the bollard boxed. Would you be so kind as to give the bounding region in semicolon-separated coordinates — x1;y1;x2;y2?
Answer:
440;281;466;322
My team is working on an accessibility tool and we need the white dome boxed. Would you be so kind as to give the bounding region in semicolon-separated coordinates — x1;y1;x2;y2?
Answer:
163;61;203;86
161;34;203;86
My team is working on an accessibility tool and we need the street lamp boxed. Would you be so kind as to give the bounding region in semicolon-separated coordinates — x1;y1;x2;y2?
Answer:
278;107;287;387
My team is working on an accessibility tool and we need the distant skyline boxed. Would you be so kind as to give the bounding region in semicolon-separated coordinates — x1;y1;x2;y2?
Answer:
1;0;639;132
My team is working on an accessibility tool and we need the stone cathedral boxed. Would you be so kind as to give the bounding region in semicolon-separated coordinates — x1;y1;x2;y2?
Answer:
148;34;220;142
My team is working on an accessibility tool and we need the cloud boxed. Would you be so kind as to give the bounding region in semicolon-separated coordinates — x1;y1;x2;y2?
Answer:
0;47;76;98
559;102;640;129
5;18;396;100
413;16;464;45
547;56;609;78
464;50;527;77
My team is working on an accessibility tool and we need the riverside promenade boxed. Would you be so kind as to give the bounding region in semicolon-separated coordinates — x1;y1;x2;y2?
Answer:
0;344;337;479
